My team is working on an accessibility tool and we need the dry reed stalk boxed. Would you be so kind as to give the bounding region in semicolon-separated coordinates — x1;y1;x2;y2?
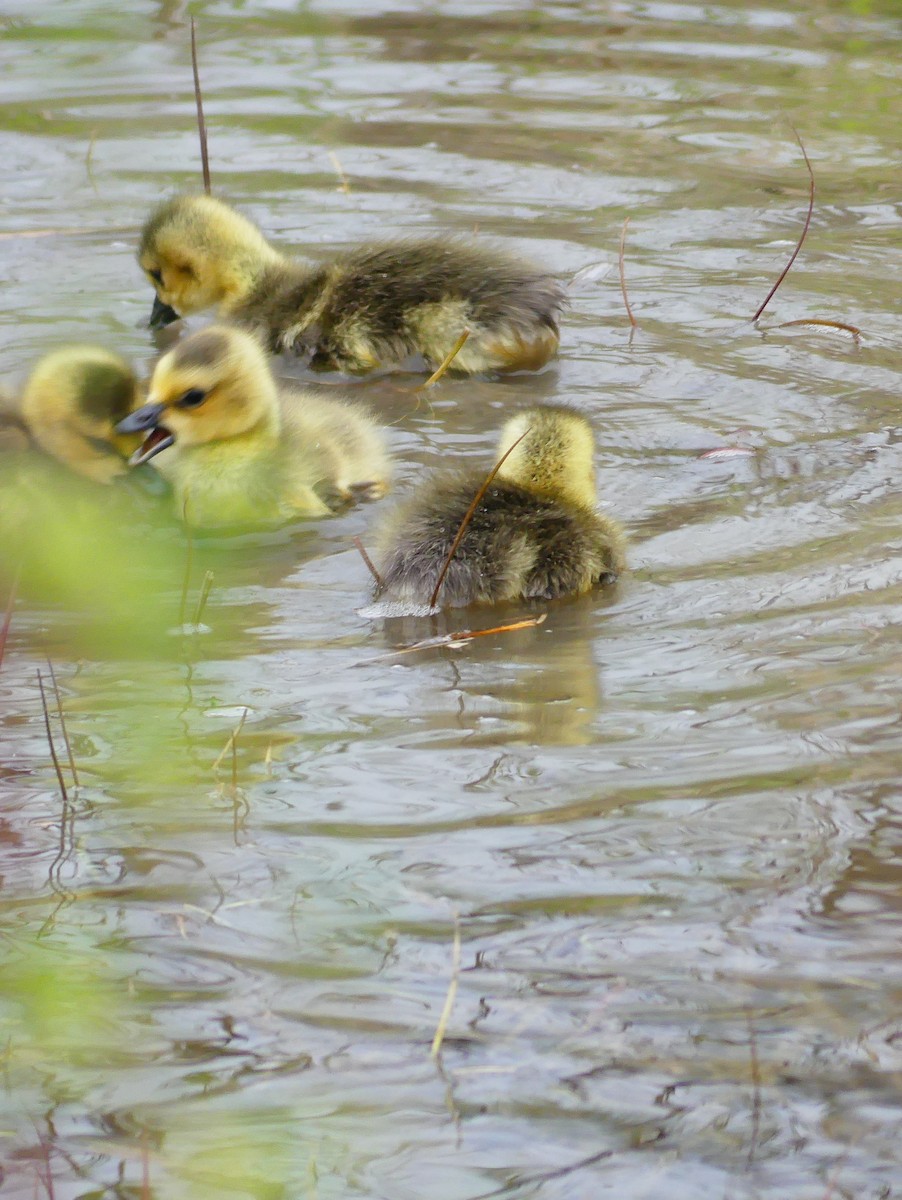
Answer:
371;614;547;661
328;151;351;193
191;16;211;194
231;706;248;794
429;427;529;608
45;658;79;789
418;327;471;390
776;317;862;344
192;570;215;628
430;912;462;1059
37;671;68;805
353;536;383;588
619;217;638;329
212;707;249;776
751;125;815;323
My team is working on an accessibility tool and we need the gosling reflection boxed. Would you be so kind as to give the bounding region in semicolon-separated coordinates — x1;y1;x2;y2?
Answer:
378;591;614;747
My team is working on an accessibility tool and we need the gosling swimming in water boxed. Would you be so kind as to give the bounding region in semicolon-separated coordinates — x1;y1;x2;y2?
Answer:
138;194;565;375
0;345;143;484
371;405;625;610
117;324;391;530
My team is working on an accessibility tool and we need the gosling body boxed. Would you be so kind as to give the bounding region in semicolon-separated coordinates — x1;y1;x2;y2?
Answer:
118;325;391;529
373;406;625;610
139;194;565;375
6;346;141;483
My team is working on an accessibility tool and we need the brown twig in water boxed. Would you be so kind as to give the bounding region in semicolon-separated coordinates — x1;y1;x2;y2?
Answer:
192;570;215;628
178;496;194;629
429;428;529;609
430;911;462;1060
775;317;862;345
369;615;547;662
418;328;471;390
751;125;815;323
746;1010;762;1170
37;671;68;805
353;536;383;588
619;217;638;329
45;659;79;789
190;16;211;195
0;568;20;672
212;708;249;777
328;150;351;194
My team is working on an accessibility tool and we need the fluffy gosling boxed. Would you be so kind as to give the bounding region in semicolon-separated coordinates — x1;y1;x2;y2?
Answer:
117;324;391;529
372;405;625;610
1;346;142;484
138;193;565;375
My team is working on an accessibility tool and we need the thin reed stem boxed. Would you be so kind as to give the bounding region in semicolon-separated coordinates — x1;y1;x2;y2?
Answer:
430;912;461;1059
191;17;211;194
37;671;68;804
429;428;529;609
45;658;79;789
192;570;215;628
751;124;814;323
418;328;471;390
619;217;638;329
353;536;383;588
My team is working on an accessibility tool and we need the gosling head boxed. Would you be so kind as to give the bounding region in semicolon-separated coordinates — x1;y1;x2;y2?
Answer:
495;405;598;510
138;194;280;329
117;326;279;465
21;346;142;478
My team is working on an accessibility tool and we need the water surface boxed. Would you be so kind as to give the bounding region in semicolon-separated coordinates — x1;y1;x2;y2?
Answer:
2;2;902;1197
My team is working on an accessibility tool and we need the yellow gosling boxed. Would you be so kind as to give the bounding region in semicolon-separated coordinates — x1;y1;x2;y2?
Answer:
117;324;391;530
138;193;565;375
372;405;625;610
4;346;142;483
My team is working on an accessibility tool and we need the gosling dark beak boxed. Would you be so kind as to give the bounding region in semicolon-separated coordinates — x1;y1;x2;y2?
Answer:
150;294;180;329
117;402;166;434
117;402;175;466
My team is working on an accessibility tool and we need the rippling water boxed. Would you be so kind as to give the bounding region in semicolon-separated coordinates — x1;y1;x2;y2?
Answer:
2;2;902;1197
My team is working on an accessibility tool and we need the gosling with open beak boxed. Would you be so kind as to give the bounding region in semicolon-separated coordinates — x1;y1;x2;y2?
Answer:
117;401;175;466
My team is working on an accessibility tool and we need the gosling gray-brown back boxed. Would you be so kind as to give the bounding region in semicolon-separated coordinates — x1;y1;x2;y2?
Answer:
371;405;626;611
138;194;565;375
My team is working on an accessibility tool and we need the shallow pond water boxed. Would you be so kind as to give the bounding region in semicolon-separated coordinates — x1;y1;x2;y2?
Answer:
2;1;902;1197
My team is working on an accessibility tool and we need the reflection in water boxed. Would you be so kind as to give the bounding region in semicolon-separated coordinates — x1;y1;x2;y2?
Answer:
2;1;902;1197
375;594;611;747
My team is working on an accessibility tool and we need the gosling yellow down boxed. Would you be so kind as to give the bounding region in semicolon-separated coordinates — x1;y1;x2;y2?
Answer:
138;193;565;375
117;324;391;530
372;405;626;610
1;345;141;483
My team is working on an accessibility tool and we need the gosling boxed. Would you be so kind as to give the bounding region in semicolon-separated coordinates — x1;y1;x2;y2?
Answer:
138;193;565;375
117;324;391;529
371;405;626;610
2;346;142;483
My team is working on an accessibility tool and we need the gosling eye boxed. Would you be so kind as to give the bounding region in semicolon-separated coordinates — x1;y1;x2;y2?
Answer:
177;388;207;409
147;268;163;286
